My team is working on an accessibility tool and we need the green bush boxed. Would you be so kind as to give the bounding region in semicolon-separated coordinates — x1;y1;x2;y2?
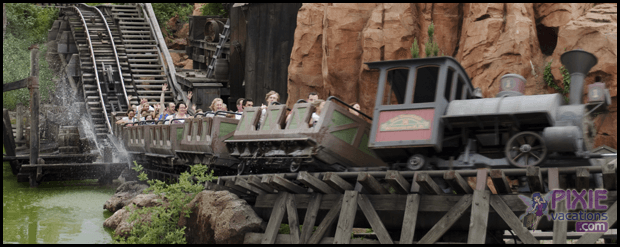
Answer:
201;3;228;18
151;3;194;27
411;38;420;59
113;162;216;244
5;3;58;45
543;60;571;103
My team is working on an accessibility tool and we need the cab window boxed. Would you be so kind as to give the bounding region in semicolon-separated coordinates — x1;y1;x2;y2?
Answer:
412;66;439;103
382;68;408;105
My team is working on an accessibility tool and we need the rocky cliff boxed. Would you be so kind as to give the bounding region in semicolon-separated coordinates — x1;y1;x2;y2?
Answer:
286;3;617;149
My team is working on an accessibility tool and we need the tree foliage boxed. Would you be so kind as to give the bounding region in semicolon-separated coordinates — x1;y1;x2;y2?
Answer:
543;60;571;103
3;4;58;110
200;3;228;18
113;161;216;244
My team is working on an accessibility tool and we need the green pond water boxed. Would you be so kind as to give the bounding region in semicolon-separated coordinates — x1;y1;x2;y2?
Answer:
3;161;117;244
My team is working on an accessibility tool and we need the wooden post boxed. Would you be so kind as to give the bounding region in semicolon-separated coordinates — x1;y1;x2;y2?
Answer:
15;103;24;142
28;48;40;168
262;192;288;244
526;166;544;193
323;172;354;193
3;109;16;158
575;168;590;192
601;159;616;190
467;190;490;244
300;193;323;244
333;190;359;244
399;194;420;244
285;193;301;244
548;168;567;243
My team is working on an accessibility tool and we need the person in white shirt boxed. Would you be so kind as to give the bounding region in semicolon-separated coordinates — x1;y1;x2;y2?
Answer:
309;99;325;128
259;91;280;128
116;109;138;126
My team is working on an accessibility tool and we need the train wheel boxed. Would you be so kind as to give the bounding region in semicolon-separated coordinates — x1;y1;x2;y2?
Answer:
289;160;301;173
406;154;427;171
236;161;247;175
505;131;547;167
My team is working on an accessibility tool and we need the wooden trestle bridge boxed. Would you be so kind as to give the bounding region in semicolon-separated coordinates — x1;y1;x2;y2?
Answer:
205;164;617;244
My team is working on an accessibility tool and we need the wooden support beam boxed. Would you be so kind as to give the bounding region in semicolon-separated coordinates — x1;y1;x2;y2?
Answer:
357;194;393;244
476;169;488;191
410;172;421;193
526;166;544;193
467;190;491;244
260;175;282;192
575;167;590;192
415;172;443;195
28;49;40;168
297;171;339;194
357;172;390;194
601;159;617;191
333;190;359;244
323;172;354;193
399;194;420;244
3;78;28;92
248;175;277;193
489;195;538;244
418;194;472;244
271;174;308;194
224;179;252;195
548;168;567;244
232;176;265;195
576;201;617;244
444;170;473;194
307;194;343;244
300;193;323;244
262;192;288;244
490;169;511;194
285;192;301;244
3;110;16;158
385;170;411;194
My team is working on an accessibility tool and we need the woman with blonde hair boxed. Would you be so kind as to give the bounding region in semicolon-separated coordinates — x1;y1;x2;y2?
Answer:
258;90;280;127
208;98;227;117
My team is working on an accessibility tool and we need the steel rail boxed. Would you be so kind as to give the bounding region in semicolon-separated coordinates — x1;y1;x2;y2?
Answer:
79;3;130;109
70;6;113;134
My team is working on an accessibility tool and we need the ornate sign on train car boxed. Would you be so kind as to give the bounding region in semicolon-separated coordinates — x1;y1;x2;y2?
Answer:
380;114;430;131
375;109;435;142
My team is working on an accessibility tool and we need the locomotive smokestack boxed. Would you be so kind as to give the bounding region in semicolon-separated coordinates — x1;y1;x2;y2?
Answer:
560;49;598;105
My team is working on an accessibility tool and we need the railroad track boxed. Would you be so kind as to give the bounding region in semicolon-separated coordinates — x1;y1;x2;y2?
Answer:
53;4;175;139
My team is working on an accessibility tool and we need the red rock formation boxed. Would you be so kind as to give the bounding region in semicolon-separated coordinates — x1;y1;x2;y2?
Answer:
286;3;617;149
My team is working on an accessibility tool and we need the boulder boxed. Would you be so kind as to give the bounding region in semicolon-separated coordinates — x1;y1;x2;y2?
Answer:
103;193;164;237
179;190;263;244
104;181;149;213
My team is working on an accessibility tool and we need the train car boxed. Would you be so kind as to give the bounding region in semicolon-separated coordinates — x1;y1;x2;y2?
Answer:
112;112;241;175
366;50;612;170
225;99;387;174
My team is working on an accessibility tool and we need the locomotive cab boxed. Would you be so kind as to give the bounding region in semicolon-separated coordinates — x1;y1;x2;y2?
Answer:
366;57;475;167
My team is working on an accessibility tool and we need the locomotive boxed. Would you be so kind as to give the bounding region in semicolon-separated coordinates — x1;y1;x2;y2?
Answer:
112;50;612;177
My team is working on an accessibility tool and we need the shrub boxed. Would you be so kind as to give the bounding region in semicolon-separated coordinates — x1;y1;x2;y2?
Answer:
201;3;228;18
113;162;216;244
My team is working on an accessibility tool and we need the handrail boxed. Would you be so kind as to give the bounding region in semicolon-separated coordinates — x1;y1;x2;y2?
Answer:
71;6;113;134
296;99;307;103
141;3;190;110
326;96;373;121
79;3;130;109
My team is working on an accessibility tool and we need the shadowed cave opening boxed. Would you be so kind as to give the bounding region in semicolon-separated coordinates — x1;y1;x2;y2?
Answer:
536;24;558;56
